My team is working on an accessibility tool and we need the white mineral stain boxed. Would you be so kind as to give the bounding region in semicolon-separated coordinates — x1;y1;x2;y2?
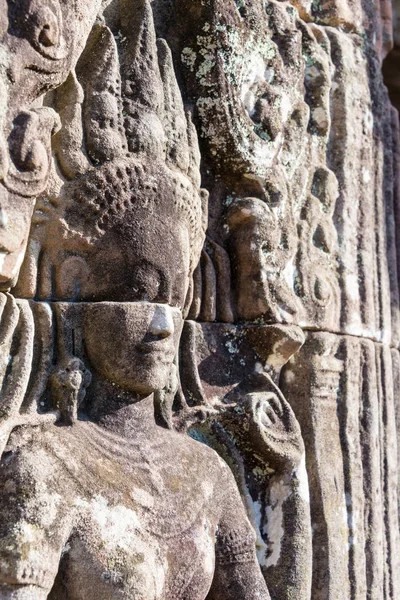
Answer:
130;488;154;509
193;519;214;575
280;93;292;123
75;495;141;550
312;107;328;129
263;475;291;567
240;53;266;116
362;168;371;183
282;257;296;289
0;208;8;227
247;497;268;564
264;67;274;83
75;495;165;597
295;453;310;504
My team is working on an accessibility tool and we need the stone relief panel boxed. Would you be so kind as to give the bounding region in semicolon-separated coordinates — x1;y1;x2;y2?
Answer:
157;0;400;598
0;0;400;599
165;0;342;331
0;1;310;599
160;0;400;346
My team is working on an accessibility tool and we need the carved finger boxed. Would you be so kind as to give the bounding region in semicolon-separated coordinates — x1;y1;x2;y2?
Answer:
0;299;34;454
179;321;208;407
0;292;19;349
206;239;234;323
188;261;202;320
22;301;53;415
263;393;285;419
259;405;278;427
243;392;280;426
199;248;217;322
11;238;41;299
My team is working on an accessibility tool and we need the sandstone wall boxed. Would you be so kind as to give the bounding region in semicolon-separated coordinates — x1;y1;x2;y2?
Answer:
0;0;399;598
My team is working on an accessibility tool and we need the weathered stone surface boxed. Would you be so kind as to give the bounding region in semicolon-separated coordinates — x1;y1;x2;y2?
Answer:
0;0;102;289
0;0;399;598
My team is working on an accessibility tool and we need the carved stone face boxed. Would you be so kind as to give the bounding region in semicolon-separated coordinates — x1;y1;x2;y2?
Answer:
54;160;196;394
6;0;102;101
78;215;189;393
85;216;190;306
56;214;191;307
83;302;182;395
70;207;190;395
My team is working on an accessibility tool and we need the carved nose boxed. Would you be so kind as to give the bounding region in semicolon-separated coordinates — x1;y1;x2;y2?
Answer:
148;305;174;339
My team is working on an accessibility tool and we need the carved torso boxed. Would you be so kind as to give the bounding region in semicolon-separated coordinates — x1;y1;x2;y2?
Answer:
0;422;256;600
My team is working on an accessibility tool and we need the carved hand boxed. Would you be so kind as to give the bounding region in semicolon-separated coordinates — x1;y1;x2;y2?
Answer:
222;371;304;474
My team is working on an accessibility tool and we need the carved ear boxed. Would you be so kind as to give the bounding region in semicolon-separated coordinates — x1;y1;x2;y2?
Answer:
157;38;190;174
119;0;165;158
76;23;126;165
6;107;60;197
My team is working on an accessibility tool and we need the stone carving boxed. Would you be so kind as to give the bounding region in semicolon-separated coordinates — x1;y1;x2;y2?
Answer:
1;0;400;598
158;0;400;598
166;0;342;332
179;321;312;598
0;1;309;598
0;0;102;288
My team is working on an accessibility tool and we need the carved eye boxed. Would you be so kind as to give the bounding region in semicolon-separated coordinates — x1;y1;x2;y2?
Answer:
130;264;162;303
8;0;67;60
18;0;68;60
32;6;60;49
38;18;59;48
